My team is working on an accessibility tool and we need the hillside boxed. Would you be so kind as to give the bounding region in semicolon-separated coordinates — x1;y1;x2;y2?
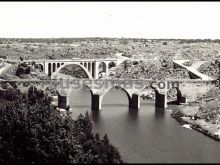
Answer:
1;38;220;61
109;59;190;80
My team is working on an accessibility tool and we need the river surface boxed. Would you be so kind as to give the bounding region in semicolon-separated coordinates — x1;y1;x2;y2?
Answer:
69;87;220;163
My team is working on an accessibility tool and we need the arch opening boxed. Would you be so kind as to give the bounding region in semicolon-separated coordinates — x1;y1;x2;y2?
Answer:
52;63;92;79
98;62;107;78
141;87;155;100
167;88;182;105
108;61;116;69
35;64;44;72
48;63;52;76
69;85;93;116
92;62;96;78
102;86;131;107
53;63;56;72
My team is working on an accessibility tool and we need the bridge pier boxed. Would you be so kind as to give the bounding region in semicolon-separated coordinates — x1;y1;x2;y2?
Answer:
155;90;167;109
88;62;92;73
176;89;188;104
44;61;49;76
129;94;140;109
179;96;187;104
91;94;102;110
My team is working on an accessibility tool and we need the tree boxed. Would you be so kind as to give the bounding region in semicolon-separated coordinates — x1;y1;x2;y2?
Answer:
16;62;31;77
0;88;123;164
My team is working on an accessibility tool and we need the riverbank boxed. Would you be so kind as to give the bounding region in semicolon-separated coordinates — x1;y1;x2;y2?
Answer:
171;105;220;141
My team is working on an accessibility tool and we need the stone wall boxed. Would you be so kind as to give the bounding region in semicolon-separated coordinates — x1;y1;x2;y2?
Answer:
178;80;216;102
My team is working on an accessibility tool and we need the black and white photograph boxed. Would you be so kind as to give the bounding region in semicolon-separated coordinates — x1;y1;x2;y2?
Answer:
1;1;220;164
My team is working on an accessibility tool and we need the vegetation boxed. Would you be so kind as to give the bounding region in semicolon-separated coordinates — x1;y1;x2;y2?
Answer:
15;62;31;77
198;60;220;79
0;61;48;80
0;84;123;164
110;60;189;80
182;61;193;67
59;65;88;78
1;38;220;61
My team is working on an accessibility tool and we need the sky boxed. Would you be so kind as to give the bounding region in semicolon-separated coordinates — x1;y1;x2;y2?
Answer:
0;2;220;39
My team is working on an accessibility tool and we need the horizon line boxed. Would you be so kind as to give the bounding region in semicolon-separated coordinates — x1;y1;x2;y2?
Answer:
1;37;220;40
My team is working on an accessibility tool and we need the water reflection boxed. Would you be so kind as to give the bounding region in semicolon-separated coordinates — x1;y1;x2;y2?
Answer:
128;108;138;122
155;107;165;119
91;110;100;123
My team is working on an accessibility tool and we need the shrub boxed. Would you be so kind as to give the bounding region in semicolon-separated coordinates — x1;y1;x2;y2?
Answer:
182;61;193;67
15;63;31;77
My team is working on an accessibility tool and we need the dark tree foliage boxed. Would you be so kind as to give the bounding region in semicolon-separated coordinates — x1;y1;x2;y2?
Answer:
15;62;31;77
0;88;123;164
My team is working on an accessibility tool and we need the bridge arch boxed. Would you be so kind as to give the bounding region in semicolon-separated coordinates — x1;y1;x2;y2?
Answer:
51;63;93;79
101;85;132;103
95;85;140;110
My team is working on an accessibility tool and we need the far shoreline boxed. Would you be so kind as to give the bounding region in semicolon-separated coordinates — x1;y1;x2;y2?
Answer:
171;105;220;141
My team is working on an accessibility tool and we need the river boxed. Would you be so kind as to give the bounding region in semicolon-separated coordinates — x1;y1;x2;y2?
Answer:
69;87;220;163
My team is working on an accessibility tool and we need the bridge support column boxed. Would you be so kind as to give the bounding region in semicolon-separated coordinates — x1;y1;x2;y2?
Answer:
155;90;167;109
44;61;48;75
129;94;140;109
93;62;99;79
179;96;187;104
176;89;187;104
91;94;102;110
58;93;69;109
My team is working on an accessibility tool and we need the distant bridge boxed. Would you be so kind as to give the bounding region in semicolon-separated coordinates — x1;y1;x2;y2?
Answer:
4;58;125;79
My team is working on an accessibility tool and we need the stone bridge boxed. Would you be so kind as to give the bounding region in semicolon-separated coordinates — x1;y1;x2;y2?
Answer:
57;79;216;110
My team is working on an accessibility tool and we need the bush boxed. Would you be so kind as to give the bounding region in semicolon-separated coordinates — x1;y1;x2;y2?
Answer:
182;61;193;67
162;41;168;45
15;63;31;77
60;65;88;78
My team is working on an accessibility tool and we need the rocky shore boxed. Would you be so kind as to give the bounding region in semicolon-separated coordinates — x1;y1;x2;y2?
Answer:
171;106;220;141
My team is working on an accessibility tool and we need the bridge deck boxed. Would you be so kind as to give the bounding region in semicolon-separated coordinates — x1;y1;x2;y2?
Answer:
173;60;214;81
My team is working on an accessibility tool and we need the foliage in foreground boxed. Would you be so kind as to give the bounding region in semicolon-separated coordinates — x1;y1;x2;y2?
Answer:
0;88;123;164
